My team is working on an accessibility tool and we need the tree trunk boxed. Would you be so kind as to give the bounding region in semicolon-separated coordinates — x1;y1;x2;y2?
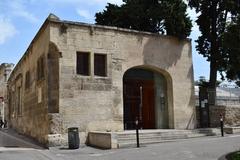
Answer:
208;0;218;105
208;60;217;105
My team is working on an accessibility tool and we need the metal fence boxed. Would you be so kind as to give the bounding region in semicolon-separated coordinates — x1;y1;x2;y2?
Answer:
195;86;240;106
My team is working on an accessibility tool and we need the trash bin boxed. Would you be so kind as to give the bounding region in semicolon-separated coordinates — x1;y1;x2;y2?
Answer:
68;127;79;149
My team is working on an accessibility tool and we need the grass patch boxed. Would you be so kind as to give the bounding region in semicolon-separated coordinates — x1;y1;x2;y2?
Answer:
226;151;240;160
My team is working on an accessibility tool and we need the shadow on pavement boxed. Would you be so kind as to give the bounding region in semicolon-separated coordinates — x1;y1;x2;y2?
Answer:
0;128;45;150
218;154;227;160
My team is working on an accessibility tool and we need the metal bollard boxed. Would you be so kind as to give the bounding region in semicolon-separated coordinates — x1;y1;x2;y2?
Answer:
220;114;224;137
135;118;140;148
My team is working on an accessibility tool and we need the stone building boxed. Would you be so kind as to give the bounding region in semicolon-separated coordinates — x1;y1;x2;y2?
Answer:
7;14;195;146
0;63;14;122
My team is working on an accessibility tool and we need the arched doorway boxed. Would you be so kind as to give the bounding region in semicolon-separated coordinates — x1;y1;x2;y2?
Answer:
123;67;169;130
48;42;60;113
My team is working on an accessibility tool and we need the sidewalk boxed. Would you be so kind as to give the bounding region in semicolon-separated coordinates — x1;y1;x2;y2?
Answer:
0;128;239;160
47;135;240;160
0;128;44;149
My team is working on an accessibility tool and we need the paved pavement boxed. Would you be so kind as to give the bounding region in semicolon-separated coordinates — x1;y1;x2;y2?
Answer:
0;129;239;160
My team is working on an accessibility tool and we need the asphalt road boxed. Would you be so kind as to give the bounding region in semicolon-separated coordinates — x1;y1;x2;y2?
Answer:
0;129;239;160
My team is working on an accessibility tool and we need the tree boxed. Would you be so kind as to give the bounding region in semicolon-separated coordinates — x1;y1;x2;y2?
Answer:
95;0;192;39
223;15;240;82
188;0;240;104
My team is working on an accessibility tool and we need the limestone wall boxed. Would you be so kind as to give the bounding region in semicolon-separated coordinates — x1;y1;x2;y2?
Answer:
209;105;240;127
7;25;50;145
0;63;14;122
6;16;196;146
49;20;195;144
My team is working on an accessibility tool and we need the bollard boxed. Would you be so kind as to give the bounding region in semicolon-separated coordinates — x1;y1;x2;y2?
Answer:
220;114;224;137
135;118;140;148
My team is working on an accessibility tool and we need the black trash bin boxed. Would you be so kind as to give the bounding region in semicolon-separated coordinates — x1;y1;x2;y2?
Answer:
68;127;79;149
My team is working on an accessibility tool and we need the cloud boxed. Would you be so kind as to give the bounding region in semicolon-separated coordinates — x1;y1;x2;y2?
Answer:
77;9;93;20
0;16;17;44
48;0;123;5
95;0;123;5
187;8;200;40
10;1;39;23
3;0;39;23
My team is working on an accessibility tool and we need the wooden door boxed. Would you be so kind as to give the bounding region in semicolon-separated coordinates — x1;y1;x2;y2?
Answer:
123;80;140;130
124;79;155;129
142;80;155;129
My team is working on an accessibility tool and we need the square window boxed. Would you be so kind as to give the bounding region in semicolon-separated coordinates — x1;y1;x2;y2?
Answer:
76;52;90;76
94;54;107;77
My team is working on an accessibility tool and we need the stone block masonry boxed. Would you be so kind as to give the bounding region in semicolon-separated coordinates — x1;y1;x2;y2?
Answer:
7;14;195;147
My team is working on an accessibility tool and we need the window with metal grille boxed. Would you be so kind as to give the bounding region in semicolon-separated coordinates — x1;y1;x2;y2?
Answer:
94;54;107;77
76;52;90;76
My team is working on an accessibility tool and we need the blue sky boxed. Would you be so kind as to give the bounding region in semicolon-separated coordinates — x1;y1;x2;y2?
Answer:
0;0;209;81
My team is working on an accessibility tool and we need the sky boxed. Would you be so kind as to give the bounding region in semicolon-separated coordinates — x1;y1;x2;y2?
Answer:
0;0;210;81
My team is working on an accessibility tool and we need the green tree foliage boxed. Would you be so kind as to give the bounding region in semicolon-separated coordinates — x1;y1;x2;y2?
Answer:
188;0;240;103
223;15;240;81
95;0;192;38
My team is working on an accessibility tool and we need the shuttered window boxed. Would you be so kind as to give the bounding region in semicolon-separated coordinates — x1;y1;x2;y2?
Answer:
94;54;107;77
76;52;90;76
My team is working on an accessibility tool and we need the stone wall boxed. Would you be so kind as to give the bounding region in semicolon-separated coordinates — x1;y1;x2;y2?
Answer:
7;24;50;145
196;105;240;128
49;18;195;144
7;15;196;146
0;63;14;122
209;105;240;127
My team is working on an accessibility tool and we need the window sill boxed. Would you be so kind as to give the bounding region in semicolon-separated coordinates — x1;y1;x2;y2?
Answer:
94;75;109;79
74;74;91;79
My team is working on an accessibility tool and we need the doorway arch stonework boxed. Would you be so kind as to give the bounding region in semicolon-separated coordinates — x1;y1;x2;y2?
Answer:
122;65;174;130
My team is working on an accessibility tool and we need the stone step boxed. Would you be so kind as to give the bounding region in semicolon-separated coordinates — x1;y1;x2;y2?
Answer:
88;128;221;149
117;133;215;148
118;133;212;142
117;131;217;140
117;131;191;137
118;134;188;140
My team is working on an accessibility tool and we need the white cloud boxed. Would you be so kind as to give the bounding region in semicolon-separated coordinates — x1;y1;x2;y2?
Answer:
0;16;17;44
49;0;123;5
7;0;39;23
95;0;123;5
77;9;92;20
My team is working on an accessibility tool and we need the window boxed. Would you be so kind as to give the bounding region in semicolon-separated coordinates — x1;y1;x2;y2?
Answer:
76;52;90;76
37;56;44;80
25;71;30;89
94;54;107;77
